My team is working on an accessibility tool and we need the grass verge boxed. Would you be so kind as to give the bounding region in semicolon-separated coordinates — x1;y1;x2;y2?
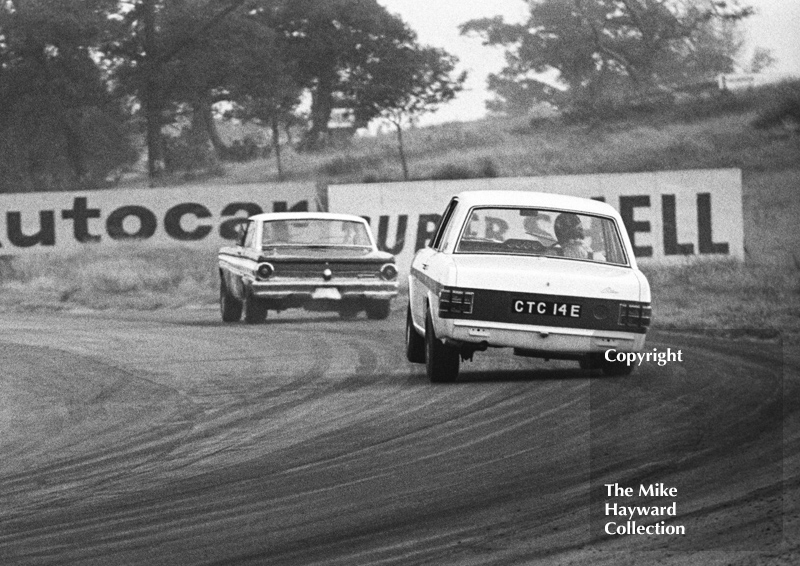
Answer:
642;260;800;337
0;246;218;312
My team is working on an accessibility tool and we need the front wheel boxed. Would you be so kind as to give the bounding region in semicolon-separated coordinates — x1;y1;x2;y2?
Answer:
405;306;425;363
243;288;268;324
220;278;242;323
425;311;459;383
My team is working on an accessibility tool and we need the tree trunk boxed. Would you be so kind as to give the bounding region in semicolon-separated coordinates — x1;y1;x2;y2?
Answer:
300;76;334;151
60;113;86;182
144;81;164;180
394;120;409;181
143;0;163;181
271;115;283;181
195;95;228;158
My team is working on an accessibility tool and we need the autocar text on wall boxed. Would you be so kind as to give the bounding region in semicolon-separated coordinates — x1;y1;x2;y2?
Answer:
0;183;319;254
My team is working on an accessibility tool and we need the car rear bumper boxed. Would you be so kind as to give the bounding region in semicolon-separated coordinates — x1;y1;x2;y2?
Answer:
444;318;646;354
250;278;398;301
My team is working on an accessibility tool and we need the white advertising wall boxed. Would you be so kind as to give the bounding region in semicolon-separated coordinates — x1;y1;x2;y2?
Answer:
0;182;319;255
328;169;744;272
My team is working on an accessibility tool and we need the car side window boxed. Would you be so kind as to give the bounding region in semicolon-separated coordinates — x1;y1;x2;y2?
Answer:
430;198;459;251
235;222;247;246
243;221;256;248
438;210;463;251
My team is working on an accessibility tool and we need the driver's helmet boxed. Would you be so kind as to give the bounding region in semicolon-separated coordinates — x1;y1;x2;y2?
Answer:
554;213;584;243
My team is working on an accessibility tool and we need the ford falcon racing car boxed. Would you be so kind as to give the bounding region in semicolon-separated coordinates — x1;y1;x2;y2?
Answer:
218;212;399;323
405;191;651;381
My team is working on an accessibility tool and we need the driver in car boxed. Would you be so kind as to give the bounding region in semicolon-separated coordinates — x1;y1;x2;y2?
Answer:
554;213;593;259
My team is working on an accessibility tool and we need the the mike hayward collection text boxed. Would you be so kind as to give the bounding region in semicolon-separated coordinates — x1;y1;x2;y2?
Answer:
604;483;686;536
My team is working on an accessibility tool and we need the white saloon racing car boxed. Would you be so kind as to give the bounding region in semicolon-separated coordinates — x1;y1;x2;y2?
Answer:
406;191;651;381
219;212;398;323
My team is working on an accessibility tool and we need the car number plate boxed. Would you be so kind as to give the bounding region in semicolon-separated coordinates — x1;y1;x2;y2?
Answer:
312;288;342;300
511;298;581;318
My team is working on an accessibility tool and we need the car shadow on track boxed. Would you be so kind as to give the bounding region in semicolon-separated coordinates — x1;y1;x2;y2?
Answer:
168;315;362;327
420;367;600;384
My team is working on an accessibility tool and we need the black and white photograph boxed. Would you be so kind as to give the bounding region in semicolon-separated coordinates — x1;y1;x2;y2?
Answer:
0;0;798;564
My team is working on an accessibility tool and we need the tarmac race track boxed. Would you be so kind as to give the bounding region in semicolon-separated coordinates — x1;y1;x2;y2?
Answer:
0;307;797;566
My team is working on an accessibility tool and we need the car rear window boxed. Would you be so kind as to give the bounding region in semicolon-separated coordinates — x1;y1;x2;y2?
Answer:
455;207;628;265
262;219;371;247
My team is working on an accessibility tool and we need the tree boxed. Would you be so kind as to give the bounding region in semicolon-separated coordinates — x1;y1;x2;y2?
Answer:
264;0;417;150
228;60;303;181
0;0;138;192
460;0;754;115
355;45;466;179
110;0;259;179
749;46;776;74
158;1;291;161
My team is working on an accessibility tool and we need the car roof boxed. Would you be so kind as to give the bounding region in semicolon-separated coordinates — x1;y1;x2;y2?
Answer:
454;190;619;216
248;212;367;223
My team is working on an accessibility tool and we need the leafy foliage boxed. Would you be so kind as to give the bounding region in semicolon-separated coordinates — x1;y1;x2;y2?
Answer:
0;0;469;184
108;0;294;171
264;0;461;151
354;43;466;178
0;0;138;192
460;0;753;116
358;45;466;127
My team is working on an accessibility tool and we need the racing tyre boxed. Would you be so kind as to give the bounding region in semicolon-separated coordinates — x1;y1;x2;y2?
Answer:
425;311;459;383
243;288;268;324
220;278;242;323
405;306;426;364
366;300;391;320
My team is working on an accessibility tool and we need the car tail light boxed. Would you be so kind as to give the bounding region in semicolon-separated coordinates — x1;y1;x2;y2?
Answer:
256;263;274;280
439;288;474;315
380;263;398;281
618;303;651;328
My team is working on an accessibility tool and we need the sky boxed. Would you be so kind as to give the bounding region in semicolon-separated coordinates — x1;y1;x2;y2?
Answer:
377;0;800;125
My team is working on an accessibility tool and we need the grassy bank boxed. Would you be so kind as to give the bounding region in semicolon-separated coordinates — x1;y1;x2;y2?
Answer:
101;81;800;188
109;81;800;188
0;247;217;312
642;260;800;336
154;109;798;187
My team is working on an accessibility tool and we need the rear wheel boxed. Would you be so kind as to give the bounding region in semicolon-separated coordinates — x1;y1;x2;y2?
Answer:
405;306;425;363
220;278;242;323
425;311;459;383
366;300;391;320
243;288;268;324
